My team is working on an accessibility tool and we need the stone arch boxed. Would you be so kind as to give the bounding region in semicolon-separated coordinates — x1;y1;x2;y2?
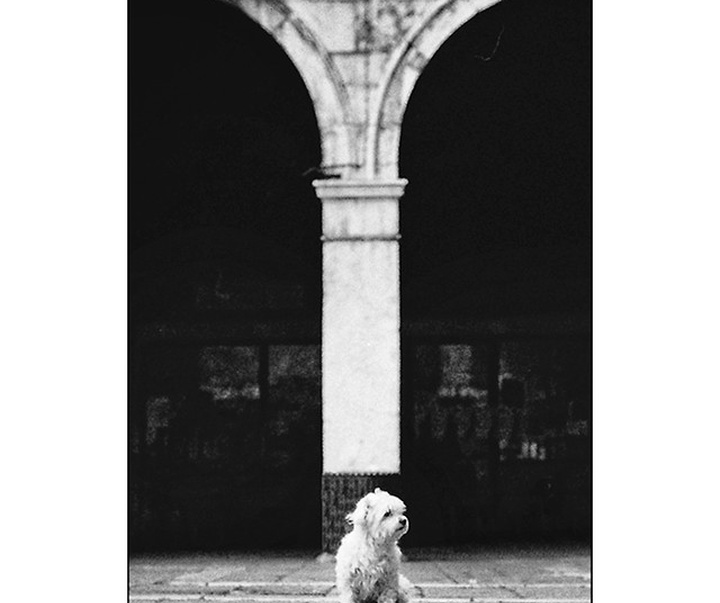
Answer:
368;0;503;178
224;0;352;172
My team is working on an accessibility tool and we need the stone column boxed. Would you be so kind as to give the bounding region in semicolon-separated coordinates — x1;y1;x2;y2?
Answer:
313;178;407;554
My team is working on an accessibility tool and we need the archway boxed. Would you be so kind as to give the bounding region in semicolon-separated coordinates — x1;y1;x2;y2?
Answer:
129;0;324;551
223;0;354;174
398;0;591;545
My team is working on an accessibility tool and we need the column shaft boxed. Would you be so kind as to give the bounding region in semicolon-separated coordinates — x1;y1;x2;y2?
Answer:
313;178;407;553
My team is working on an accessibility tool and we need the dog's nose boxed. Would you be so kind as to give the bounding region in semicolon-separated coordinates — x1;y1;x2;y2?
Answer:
399;517;407;526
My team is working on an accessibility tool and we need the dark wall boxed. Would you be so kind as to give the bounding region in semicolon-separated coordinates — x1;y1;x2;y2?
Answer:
130;342;323;551
129;0;325;552
401;337;590;546
398;0;592;544
400;0;591;319
130;0;323;324
129;0;591;551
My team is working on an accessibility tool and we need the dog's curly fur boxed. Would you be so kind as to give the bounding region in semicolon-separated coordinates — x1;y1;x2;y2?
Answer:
335;488;411;603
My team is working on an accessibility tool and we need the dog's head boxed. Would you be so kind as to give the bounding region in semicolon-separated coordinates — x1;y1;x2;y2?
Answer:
346;488;409;544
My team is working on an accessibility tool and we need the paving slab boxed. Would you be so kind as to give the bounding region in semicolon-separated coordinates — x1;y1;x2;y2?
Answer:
416;584;590;599
129;545;590;601
402;561;457;582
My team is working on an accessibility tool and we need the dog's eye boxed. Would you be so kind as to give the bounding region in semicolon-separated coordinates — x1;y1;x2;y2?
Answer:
383;509;392;518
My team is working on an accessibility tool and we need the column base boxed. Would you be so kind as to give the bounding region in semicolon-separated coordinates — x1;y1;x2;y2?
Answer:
321;472;402;554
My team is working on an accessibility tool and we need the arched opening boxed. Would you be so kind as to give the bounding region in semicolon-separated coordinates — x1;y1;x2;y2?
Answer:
129;0;323;551
130;0;322;280
398;0;591;545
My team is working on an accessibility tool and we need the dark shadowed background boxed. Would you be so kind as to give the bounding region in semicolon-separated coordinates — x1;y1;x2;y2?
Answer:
129;0;591;552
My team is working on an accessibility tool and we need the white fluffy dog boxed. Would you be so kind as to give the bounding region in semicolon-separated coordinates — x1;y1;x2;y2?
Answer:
335;488;412;603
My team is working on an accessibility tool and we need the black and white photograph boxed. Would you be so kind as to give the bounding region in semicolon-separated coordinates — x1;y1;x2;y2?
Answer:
5;0;719;601
128;0;591;599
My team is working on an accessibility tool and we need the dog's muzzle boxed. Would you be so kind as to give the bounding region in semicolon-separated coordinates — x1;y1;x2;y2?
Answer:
396;516;409;535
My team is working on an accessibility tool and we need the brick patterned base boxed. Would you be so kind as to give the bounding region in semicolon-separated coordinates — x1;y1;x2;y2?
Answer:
321;473;402;554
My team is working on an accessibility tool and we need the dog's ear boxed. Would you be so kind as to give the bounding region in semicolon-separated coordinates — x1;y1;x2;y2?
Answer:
346;494;371;526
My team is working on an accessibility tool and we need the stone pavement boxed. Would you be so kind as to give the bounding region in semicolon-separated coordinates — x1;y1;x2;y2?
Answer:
130;544;590;602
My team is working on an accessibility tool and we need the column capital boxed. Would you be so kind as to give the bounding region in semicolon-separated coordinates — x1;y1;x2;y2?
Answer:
315;178;407;240
312;178;408;201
